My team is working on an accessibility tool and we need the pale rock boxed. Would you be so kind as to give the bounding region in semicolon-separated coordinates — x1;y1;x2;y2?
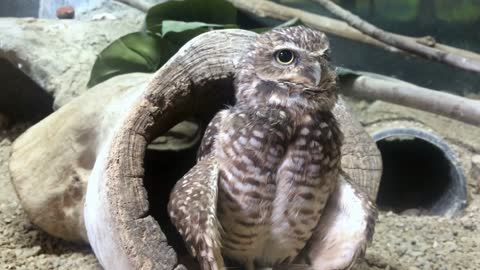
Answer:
9;73;151;242
0;16;142;110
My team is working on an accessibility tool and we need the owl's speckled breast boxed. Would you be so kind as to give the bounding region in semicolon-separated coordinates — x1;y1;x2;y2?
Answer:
215;104;343;266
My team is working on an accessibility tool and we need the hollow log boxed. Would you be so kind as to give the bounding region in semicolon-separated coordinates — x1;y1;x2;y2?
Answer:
85;29;381;269
10;29;382;269
372;126;467;217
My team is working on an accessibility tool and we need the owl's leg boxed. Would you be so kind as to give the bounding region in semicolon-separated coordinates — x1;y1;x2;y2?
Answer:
168;153;225;270
300;173;377;270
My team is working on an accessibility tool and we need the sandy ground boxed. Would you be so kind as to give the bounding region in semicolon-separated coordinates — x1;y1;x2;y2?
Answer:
1;122;479;270
0;125;99;270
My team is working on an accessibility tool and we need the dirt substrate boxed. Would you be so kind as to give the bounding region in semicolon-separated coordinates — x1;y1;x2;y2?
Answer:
1;124;479;270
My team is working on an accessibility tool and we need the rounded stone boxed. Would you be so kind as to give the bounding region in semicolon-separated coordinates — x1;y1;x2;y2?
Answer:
56;6;75;19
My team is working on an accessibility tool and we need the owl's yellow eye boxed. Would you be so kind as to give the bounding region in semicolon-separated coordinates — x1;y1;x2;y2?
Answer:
275;49;295;65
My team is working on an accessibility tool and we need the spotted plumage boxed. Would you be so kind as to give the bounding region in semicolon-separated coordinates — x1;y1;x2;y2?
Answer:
168;26;376;270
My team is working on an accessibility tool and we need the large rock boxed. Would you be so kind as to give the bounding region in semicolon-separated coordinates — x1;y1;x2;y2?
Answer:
0;15;143;111
9;72;150;242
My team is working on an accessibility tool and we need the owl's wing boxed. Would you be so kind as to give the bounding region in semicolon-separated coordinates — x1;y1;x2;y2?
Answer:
298;171;377;270
197;112;223;161
168;152;224;270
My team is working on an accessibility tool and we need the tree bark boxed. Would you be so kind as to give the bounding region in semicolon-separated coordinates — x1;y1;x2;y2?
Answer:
85;29;382;269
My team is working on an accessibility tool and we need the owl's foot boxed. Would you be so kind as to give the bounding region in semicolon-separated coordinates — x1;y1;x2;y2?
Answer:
301;174;377;270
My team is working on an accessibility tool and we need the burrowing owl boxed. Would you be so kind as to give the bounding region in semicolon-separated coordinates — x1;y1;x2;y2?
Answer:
168;26;376;270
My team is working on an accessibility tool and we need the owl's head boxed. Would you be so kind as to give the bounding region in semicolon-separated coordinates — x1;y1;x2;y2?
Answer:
235;26;337;112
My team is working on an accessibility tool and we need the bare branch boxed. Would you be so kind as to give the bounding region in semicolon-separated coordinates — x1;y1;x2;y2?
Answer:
114;0;151;12
341;75;480;127
313;0;480;74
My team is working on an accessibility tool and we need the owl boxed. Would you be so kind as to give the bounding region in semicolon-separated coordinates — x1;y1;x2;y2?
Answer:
168;26;377;270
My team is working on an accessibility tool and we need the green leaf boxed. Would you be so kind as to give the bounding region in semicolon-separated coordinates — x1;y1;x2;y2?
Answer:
248;27;270;33
146;0;237;34
163;27;209;47
87;32;175;88
162;23;238;48
162;20;225;36
236;9;273;29
250;18;303;33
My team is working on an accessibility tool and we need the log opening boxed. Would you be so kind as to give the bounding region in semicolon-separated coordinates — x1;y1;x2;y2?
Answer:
373;128;467;217
143;80;236;262
0;58;53;123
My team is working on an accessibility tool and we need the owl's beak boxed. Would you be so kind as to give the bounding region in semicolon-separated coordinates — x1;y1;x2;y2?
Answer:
312;63;321;86
281;62;322;87
300;62;321;86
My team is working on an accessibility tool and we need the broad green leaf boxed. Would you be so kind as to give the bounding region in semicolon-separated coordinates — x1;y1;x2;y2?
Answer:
236;9;274;29
249;27;270;33
162;20;225;36
163;22;238;47
146;0;237;34
87;32;175;88
250;18;303;33
163;27;209;47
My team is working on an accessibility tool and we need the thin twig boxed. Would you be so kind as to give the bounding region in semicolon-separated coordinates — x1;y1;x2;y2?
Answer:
341;75;480;127
313;0;480;74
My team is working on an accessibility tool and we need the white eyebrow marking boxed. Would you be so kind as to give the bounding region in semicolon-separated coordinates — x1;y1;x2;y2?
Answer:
273;42;302;52
272;44;311;56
